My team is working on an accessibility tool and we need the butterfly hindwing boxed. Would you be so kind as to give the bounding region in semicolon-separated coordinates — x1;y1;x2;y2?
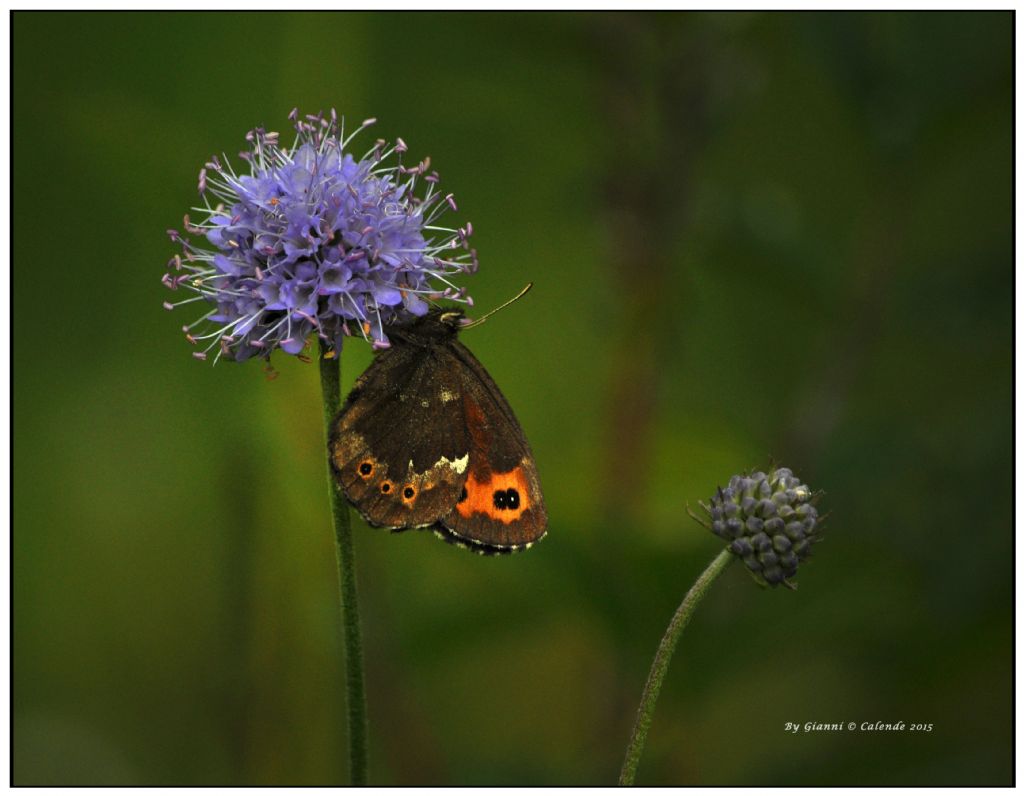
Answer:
435;340;548;552
330;343;470;530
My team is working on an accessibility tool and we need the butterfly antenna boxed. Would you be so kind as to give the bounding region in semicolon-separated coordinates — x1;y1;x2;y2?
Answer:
461;283;533;329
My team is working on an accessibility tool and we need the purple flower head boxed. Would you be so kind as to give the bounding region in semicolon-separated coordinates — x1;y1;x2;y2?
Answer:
163;109;477;362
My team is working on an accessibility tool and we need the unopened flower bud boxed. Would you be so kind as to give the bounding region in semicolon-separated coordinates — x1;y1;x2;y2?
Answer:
697;465;825;588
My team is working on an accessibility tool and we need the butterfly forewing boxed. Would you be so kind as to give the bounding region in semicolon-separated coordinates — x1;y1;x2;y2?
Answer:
330;344;470;529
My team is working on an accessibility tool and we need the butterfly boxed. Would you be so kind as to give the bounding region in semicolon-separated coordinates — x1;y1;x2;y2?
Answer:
328;296;547;554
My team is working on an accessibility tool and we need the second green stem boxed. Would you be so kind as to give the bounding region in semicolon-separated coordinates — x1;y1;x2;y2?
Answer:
619;548;734;786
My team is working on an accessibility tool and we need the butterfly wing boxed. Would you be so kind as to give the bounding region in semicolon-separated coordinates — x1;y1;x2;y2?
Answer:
435;339;548;552
330;343;471;530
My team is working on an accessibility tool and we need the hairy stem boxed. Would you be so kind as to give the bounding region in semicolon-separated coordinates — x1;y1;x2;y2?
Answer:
318;342;368;785
619;548;734;785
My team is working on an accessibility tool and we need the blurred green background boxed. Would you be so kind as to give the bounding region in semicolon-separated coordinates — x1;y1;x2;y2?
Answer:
13;11;1012;786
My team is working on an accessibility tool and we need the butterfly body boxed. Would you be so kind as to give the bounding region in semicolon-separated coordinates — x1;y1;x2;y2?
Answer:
329;309;547;554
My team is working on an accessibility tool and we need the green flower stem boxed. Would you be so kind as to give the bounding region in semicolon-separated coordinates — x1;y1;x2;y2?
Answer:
619;548;735;786
318;342;368;786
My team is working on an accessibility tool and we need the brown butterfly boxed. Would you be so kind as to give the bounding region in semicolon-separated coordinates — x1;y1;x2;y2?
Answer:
329;291;546;554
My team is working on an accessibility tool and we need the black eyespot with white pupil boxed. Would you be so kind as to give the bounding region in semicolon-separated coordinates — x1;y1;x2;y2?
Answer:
492;488;521;511
359;461;373;476
403;486;415;499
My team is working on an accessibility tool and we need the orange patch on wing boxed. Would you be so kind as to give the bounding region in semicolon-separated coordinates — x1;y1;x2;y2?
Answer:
456;465;532;523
